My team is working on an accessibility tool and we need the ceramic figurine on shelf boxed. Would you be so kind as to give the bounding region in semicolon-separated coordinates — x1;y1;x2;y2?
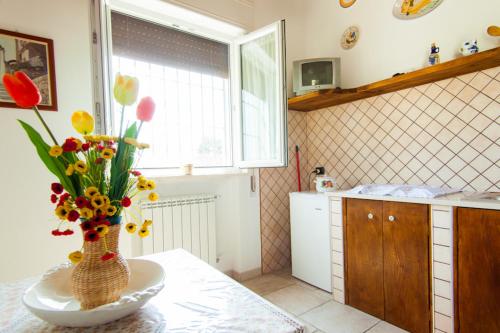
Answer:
459;40;479;56
428;43;440;65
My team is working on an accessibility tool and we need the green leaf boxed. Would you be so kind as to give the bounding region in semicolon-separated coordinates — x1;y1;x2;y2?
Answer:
18;120;77;198
109;122;138;201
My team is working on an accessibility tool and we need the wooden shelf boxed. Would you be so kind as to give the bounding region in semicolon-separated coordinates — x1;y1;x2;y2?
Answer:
288;47;500;112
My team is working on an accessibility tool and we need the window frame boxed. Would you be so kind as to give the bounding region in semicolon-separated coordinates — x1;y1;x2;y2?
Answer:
91;0;287;171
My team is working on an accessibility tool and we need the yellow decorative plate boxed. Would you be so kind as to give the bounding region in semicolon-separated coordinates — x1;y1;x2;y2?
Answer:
393;0;444;19
340;0;356;8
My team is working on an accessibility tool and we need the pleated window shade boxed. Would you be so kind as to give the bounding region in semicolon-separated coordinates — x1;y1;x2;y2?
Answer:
111;11;229;78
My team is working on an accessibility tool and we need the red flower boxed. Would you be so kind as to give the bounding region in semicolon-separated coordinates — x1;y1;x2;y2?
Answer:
50;194;58;203
51;183;64;194
62;138;78;152
62;229;74;236
84;229;100;242
136;96;156;122
121;197;132;208
58;193;70;206
2;71;41;108
82;143;90;151
51;229;62;236
80;221;94;231
75;196;88;208
95;157;103;164
130;170;141;176
68;210;80;222
97;145;104;151
101;252;116;261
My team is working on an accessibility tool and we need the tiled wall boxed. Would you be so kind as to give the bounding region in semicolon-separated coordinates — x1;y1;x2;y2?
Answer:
259;66;500;272
259;111;309;273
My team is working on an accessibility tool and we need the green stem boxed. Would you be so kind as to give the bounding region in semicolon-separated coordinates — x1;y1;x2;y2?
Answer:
33;106;58;146
137;121;143;138
118;105;125;138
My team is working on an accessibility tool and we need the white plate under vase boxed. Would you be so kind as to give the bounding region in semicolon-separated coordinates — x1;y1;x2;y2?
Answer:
23;258;165;327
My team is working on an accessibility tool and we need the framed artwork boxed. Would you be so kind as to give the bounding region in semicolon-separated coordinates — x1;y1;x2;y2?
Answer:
0;28;57;111
393;0;444;20
339;0;357;8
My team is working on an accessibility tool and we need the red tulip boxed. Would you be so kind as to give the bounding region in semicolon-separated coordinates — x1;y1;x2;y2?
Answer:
136;96;155;122
2;71;42;108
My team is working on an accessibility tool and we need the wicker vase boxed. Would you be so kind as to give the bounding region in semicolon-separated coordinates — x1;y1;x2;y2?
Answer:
71;223;130;310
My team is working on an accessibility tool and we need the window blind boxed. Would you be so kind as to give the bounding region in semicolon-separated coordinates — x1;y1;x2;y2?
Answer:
111;11;229;78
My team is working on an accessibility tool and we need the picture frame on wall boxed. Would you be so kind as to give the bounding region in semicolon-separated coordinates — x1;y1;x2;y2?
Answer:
0;28;57;111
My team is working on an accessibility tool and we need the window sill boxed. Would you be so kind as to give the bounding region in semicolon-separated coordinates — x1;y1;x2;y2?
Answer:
140;167;251;181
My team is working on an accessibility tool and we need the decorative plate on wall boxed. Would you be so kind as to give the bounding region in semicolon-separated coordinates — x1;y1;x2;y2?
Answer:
339;0;356;8
341;26;360;50
393;0;444;19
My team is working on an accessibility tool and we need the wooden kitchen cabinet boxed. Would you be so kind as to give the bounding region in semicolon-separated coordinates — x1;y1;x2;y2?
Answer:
456;208;500;332
345;199;384;318
345;199;430;333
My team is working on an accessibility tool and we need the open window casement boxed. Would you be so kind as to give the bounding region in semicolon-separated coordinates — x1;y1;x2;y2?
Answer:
233;20;288;168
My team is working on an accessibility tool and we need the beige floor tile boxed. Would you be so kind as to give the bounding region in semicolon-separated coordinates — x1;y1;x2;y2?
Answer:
242;273;295;296
264;284;331;316
365;321;408;333
300;301;380;333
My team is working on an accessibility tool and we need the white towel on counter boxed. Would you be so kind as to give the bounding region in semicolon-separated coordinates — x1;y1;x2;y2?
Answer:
346;184;461;198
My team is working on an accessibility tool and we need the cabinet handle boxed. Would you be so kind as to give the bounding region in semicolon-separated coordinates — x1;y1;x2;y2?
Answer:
367;213;374;220
388;215;396;222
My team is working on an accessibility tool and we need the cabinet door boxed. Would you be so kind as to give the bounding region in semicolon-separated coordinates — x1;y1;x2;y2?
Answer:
346;198;384;318
457;208;500;332
383;202;430;333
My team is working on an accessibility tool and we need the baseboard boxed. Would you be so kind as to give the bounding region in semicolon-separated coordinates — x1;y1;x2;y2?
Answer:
225;267;262;282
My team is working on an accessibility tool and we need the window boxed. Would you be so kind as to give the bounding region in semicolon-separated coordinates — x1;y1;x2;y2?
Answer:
94;0;287;170
110;11;231;168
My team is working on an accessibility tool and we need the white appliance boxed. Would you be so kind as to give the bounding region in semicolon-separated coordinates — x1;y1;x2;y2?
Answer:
290;192;332;292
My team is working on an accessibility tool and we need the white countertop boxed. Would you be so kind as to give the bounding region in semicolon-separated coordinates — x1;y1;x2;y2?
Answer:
291;191;500;210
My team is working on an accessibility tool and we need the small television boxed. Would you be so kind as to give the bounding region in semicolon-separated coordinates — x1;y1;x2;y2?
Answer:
293;58;341;96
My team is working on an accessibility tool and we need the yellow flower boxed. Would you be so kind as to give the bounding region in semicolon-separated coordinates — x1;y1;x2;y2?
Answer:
143;219;153;227
101;148;114;160
113;73;139;106
74;160;87;173
91;195;105;208
80;207;93;219
94;206;106;217
106;205;117;216
137;183;148;191
68;251;83;264
146;180;156;190
138;226;150;238
65;164;74;176
95;224;109;237
55;206;70;220
138;143;150;149
103;195;110;206
138;176;147;184
85;186;99;198
71;110;95;135
49;145;63;157
124;137;138;146
148;192;159;202
125;223;137;233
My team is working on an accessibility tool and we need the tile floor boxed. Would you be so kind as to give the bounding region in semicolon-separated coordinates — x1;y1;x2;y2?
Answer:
242;268;408;333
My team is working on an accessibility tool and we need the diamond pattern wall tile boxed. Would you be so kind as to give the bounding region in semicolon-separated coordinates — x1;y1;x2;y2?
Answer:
259;66;500;273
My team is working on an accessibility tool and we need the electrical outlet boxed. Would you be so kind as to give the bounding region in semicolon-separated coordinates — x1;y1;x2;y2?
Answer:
314;167;325;175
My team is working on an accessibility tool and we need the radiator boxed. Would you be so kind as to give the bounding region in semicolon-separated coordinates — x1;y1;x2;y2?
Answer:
140;194;217;266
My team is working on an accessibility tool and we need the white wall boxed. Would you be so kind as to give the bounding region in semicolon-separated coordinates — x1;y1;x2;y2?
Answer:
255;0;500;93
0;0;94;282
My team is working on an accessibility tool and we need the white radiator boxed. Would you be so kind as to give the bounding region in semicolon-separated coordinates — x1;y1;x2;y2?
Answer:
140;194;217;266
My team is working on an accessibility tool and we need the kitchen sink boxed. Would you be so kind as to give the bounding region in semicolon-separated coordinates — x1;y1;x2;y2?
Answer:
463;192;500;202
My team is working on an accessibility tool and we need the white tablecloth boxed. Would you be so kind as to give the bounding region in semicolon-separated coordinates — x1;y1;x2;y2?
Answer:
0;249;305;333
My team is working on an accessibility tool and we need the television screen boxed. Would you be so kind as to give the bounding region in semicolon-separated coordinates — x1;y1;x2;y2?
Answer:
301;61;333;86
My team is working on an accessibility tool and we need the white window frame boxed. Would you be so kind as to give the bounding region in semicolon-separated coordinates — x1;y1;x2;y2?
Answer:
90;0;287;170
233;20;288;168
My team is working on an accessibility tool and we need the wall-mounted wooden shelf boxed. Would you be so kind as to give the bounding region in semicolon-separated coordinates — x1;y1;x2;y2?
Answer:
288;47;500;112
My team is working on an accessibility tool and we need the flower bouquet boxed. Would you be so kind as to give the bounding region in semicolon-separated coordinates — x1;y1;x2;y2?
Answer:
2;71;158;309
